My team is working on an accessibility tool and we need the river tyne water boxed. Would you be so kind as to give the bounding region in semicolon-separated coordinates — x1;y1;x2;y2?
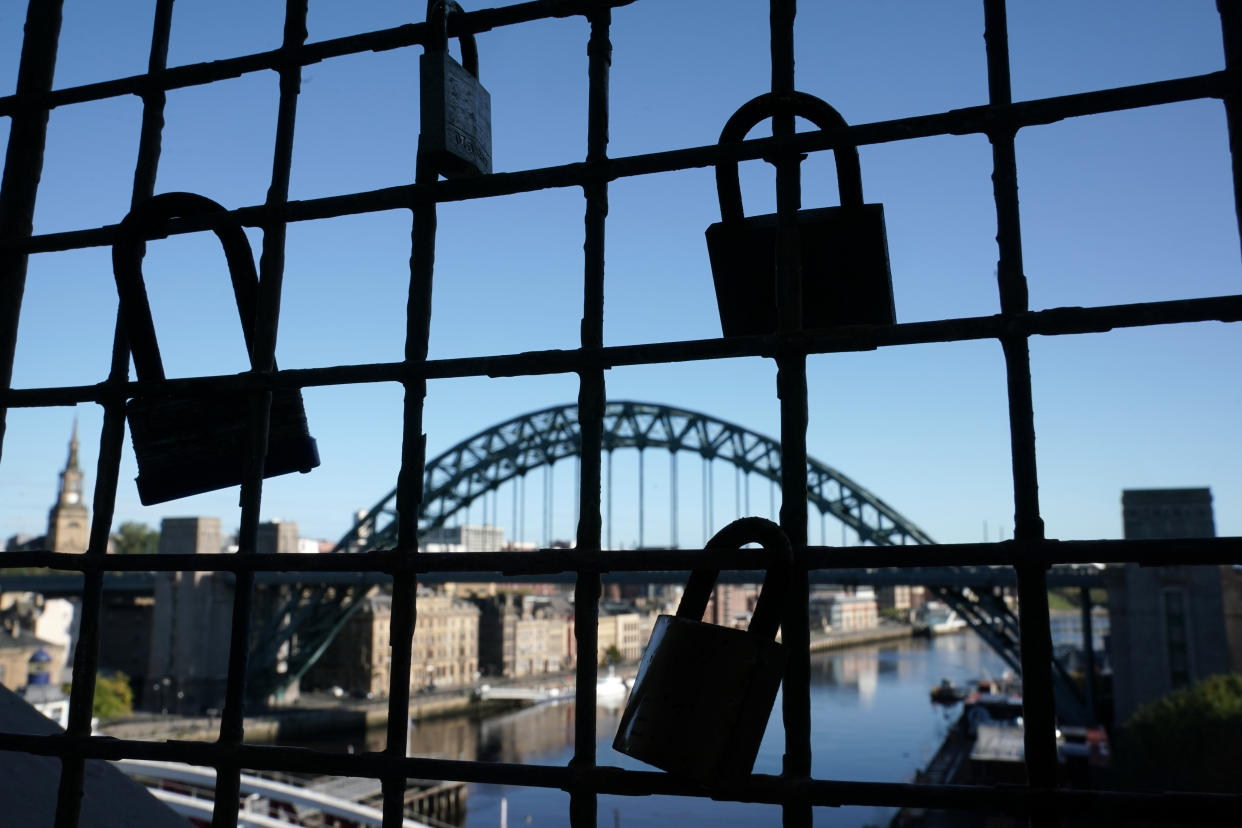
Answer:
307;633;1010;828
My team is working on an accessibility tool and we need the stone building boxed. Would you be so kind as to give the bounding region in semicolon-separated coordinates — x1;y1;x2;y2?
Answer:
701;584;755;629
307;588;479;697
875;584;925;614
422;524;504;553
145;517;233;714
597;611;643;664
809;588;878;633
257;520;300;555
1109;488;1242;723
471;593;572;678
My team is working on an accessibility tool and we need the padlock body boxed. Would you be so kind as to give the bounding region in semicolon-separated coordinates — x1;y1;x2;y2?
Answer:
127;388;320;505
419;51;492;177
613;614;785;786
706;203;894;337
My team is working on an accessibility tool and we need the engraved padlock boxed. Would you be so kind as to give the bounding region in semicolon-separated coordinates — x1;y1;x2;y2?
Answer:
111;192;320;506
419;0;492;177
614;517;792;786
706;92;895;337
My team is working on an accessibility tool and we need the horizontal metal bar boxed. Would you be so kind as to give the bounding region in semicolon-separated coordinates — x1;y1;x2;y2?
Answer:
5;294;1240;408
2;537;1237;577
3;72;1229;258
0;735;1235;824
0;0;637;119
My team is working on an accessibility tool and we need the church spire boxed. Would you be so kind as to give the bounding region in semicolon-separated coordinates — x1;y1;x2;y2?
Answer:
48;419;89;554
66;416;80;473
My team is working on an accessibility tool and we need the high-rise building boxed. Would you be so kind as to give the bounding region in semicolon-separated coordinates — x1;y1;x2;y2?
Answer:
46;421;88;554
1109;488;1240;723
145;518;233;713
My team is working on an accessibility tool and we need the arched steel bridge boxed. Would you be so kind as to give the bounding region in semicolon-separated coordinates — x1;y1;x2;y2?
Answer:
247;400;1087;720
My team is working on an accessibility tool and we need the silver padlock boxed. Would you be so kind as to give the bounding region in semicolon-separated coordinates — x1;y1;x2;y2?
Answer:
614;517;792;786
419;0;492;177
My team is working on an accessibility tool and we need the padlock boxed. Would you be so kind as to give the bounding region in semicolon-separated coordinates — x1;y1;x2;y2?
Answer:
419;0;492;177
706;91;895;337
613;517;792;786
111;192;320;506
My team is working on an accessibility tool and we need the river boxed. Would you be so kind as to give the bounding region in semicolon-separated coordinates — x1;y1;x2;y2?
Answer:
401;633;1009;828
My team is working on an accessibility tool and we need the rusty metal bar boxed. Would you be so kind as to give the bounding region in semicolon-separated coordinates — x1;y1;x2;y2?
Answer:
2;731;1240;825
3;535;1241;577
51;1;175;825
380;1;450;811
7;293;1240;410
1220;0;1242;260
10;68;1233;259
210;3;309;825
567;7;612;827
0;0;62;459
982;2;1057;821
767;2;812;828
2;531;1242;576
0;0;639;119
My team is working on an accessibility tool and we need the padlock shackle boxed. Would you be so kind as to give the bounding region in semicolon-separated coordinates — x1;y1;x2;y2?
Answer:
715;91;864;223
111;192;262;383
675;517;792;642
426;0;480;80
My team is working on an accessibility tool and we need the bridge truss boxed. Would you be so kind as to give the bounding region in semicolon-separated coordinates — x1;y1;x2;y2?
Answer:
248;401;1086;721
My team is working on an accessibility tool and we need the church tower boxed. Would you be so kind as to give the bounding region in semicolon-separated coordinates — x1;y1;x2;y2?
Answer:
47;420;89;554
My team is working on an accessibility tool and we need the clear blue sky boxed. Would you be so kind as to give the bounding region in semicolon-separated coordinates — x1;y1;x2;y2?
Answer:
1;0;1238;549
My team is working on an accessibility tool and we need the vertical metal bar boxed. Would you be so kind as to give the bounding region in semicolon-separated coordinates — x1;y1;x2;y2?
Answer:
982;0;1058;818
211;4;308;826
637;448;644;548
383;176;436;828
570;9;610;826
52;2;169;825
770;1;811;826
1079;587;1097;726
670;450;678;548
1219;0;1242;259
607;450;613;550
0;0;62;456
381;0;458;809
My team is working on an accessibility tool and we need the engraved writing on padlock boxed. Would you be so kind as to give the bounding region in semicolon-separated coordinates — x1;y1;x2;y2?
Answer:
111;192;320;506
419;0;492;177
613;517;792;786
706;92;895;337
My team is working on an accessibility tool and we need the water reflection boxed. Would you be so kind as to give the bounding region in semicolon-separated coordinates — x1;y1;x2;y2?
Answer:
285;634;1009;827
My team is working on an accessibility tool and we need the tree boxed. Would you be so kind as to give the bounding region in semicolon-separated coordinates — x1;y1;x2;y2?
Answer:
601;644;623;666
1115;673;1242;794
93;671;134;721
112;521;158;555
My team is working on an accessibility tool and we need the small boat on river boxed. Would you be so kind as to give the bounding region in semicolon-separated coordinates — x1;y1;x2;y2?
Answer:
929;678;966;704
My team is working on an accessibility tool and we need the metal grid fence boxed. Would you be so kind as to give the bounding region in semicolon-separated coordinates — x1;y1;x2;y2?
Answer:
1;1;1240;827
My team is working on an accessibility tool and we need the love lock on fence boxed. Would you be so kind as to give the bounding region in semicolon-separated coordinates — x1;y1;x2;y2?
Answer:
614;517;793;787
111;192;320;506
419;0;492;177
706;91;896;337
